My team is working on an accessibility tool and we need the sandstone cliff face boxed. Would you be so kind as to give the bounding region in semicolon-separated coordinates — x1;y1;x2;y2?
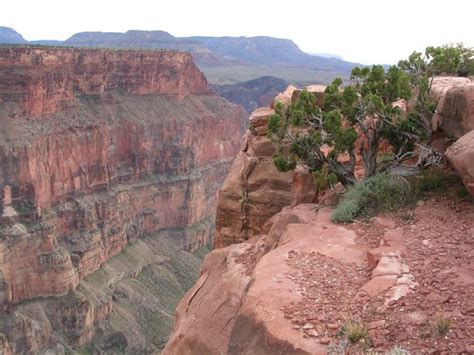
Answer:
0;46;209;116
214;107;316;248
0;46;247;353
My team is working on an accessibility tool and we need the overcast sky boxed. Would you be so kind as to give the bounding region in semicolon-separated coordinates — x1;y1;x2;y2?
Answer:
1;0;473;64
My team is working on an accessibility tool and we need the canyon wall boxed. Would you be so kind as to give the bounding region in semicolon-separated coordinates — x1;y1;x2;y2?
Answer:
0;46;247;353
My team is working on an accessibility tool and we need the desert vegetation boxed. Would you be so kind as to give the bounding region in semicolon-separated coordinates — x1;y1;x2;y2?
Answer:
268;43;473;221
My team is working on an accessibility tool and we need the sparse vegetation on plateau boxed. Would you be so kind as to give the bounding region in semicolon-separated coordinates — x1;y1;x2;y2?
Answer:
338;320;372;348
433;315;452;336
331;173;411;222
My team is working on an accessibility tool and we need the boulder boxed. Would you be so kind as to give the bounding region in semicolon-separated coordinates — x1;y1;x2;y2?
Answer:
292;85;326;107
430;76;471;132
249;107;274;136
439;82;474;138
445;130;474;196
272;85;298;107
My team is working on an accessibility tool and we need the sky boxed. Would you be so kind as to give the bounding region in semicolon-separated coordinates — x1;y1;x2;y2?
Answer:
1;0;473;64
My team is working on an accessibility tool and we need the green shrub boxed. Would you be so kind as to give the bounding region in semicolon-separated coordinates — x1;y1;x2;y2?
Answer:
433;315;452;336
332;174;411;223
416;170;448;192
337;320;372;348
412;168;466;197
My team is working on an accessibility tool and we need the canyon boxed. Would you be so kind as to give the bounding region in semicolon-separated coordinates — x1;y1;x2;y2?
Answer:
0;46;247;353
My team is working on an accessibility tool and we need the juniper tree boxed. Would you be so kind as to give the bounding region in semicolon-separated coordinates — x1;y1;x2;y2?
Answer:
268;65;413;186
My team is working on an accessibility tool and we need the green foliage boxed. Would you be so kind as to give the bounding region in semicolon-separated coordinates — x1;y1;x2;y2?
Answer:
313;166;338;190
412;168;463;196
269;43;470;188
397;43;473;141
268;64;415;186
433;315;452;336
331;174;411;223
338;321;371;348
426;44;474;76
416;169;448;192
456;185;470;199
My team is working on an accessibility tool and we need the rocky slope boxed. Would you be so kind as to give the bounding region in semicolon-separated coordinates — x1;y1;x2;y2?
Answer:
165;77;474;354
0;46;247;353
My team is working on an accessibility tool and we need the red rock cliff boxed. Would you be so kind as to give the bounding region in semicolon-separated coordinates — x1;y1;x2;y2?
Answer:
0;46;246;353
0;46;209;116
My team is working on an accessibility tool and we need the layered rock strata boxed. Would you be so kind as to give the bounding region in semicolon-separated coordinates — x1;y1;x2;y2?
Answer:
0;46;247;352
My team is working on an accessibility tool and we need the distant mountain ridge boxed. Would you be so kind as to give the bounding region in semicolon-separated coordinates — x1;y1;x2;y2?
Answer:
0;26;26;44
0;27;359;72
191;36;355;72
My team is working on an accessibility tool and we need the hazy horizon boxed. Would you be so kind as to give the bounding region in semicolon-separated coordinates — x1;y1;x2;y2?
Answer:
2;0;473;65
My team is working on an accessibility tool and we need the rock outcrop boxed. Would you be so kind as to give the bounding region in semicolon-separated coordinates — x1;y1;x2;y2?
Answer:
439;82;474;138
214;106;316;248
0;46;247;352
166;197;474;354
446;130;474;195
430;76;473;136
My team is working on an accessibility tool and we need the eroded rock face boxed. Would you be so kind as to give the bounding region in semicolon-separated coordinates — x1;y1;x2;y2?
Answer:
440;83;474;138
0;46;247;352
214;107;316;248
446;130;474;195
164;205;366;355
429;77;473;137
0;46;209;116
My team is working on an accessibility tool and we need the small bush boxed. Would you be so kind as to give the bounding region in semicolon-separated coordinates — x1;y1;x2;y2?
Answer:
337;320;372;349
434;315;452;336
416;170;449;193
332;174;411;223
456;185;470;199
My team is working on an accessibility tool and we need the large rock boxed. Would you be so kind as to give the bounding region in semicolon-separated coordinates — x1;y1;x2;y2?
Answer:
273;84;326;109
292;84;326;107
272;85;298;107
440;83;474;138
430;77;474;137
0;46;247;352
214;108;316;248
446;130;474;195
430;77;471;132
164;205;367;355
